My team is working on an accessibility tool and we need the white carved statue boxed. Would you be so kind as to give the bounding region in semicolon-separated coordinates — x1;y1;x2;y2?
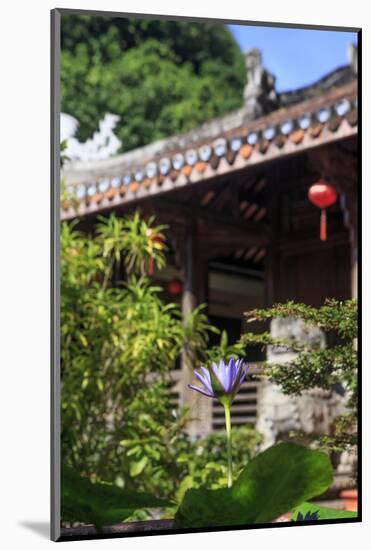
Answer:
60;112;122;163
347;43;357;75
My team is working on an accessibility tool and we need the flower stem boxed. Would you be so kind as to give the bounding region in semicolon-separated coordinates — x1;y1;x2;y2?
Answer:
223;402;233;488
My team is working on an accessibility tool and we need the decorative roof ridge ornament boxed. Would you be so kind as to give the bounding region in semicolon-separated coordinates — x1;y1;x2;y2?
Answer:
347;43;357;75
243;48;280;121
61;112;122;163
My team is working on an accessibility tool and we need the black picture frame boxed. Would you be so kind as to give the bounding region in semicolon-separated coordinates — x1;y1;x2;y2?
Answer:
51;8;362;542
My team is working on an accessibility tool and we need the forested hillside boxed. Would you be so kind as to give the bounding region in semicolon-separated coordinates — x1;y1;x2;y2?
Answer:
61;15;246;152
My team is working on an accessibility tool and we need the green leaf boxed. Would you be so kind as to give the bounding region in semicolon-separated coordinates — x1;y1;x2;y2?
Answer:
175;475;194;505
61;464;171;529
78;332;88;347
174;443;333;528
292;501;357;521
130;456;148;477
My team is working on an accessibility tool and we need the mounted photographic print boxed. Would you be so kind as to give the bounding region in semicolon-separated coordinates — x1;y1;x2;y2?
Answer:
51;8;361;542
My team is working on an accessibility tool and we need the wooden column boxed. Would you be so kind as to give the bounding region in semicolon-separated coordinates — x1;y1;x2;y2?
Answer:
337;184;358;300
338;185;357;301
179;220;212;439
264;169;279;307
350;205;358;301
351;250;357;299
182;221;198;320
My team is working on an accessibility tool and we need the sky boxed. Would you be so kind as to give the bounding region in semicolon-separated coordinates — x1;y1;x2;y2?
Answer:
229;24;358;92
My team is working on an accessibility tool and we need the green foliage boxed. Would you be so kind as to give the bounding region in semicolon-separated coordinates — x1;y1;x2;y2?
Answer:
206;329;246;363
241;299;358;454
182;305;220;366
61;463;172;529
61;213;217;497
61;15;245;150
60;139;70;167
244;299;357;339
95;212;167;278
174;442;333;528
292;501;357;521
178;425;261;490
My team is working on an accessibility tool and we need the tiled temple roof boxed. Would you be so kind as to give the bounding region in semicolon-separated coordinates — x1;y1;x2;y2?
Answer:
61;78;357;221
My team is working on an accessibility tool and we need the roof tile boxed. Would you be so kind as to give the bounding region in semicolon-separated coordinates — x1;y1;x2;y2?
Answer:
309;124;323;138
239;144;253;159
289;128;305;144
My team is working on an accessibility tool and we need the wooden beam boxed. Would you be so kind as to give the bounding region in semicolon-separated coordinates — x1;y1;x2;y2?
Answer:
253;248;266;263
199;222;268;257
201;190;215;206
149;200;270;246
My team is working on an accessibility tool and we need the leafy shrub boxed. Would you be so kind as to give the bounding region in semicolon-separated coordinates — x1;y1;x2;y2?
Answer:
61;213;216;496
177;425;262;493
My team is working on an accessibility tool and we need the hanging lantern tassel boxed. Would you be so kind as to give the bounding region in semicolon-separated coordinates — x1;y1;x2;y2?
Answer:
320;209;327;241
308;181;337;242
148;255;155;275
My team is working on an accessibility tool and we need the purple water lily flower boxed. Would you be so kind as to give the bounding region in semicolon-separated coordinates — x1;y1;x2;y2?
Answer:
295;511;319;522
188;358;248;404
188;358;248;487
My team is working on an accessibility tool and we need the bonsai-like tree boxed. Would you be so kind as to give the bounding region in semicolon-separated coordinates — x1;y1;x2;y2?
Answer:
241;299;358;457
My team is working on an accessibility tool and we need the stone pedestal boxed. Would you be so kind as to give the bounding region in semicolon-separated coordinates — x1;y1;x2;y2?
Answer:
178;368;213;439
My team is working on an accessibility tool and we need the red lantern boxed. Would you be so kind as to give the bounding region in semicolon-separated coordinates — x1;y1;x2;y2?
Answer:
308;180;337;241
167;278;183;296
